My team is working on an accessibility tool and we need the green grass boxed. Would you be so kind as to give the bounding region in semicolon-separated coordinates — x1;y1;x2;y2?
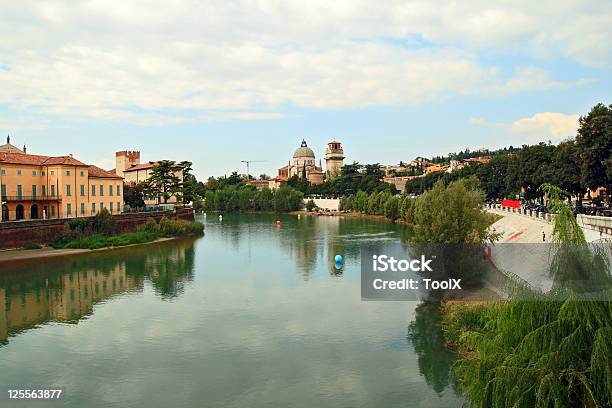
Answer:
53;231;160;249
50;218;205;250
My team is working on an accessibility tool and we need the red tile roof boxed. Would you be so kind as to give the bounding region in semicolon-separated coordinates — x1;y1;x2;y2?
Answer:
0;152;88;166
88;165;123;179
0;152;122;179
123;161;159;172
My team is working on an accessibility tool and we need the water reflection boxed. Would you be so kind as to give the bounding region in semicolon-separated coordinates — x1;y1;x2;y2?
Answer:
0;238;196;346
206;213;401;280
408;302;457;394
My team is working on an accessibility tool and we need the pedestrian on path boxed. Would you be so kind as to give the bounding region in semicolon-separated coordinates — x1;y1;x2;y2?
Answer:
542;231;546;242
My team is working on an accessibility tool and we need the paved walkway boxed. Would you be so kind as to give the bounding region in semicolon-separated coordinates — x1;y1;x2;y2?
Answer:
486;209;611;292
488;208;552;243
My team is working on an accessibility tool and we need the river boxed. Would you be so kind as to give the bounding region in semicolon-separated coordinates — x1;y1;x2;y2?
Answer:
0;213;463;407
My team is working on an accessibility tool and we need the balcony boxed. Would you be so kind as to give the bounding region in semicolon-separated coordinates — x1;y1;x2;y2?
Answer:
1;195;62;202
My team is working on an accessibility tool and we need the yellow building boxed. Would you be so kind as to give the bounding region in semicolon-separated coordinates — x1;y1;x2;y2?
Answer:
0;136;123;221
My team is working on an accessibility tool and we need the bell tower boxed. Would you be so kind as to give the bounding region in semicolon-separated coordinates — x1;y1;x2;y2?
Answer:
115;151;141;178
324;140;344;179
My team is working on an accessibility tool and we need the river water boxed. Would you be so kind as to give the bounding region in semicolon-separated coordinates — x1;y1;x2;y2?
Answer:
0;214;463;407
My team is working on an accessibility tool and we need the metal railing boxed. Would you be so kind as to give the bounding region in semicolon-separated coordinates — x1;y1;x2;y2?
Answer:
1;195;62;202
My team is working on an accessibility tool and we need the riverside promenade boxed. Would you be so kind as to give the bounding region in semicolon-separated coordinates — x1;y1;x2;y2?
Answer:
487;206;611;243
486;206;610;292
488;207;553;243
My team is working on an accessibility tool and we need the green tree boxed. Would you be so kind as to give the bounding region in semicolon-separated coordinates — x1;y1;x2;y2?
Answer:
575;103;612;194
305;199;317;212
143;160;182;204
412;178;498;244
178;161;196;204
384;195;399;220
548;141;585;201
124;182;146;209
226;171;242;186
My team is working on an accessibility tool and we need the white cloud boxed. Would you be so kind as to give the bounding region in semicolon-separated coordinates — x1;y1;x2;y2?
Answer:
510;112;579;139
469;111;580;142
0;1;605;124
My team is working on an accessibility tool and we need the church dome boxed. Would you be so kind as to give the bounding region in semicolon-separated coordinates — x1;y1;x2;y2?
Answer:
293;140;315;159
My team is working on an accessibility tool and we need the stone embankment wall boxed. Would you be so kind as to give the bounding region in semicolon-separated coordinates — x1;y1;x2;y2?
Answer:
303;197;341;211
0;209;195;249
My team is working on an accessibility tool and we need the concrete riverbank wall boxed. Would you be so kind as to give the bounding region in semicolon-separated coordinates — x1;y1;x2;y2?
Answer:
0;209;195;249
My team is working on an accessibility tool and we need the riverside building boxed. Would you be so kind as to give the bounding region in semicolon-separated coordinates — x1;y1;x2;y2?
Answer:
0;136;123;221
114;150;183;205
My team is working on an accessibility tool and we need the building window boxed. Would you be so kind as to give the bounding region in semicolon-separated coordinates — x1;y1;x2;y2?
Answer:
51;185;56;197
116;185;121;196
100;202;103;211
110;202;114;212
66;170;71;176
117;202;120;212
80;185;85;196
50;170;55;175
32;185;37;198
67;203;72;215
80;171;84;177
0;169;5;175
66;184;71;196
51;206;55;216
17;185;22;199
17;170;21;175
100;185;104;196
32;170;36;176
80;203;85;215
92;185;96;196
92;203;96;214
109;185;113;196
1;185;6;198
41;171;45;176
42;185;46;196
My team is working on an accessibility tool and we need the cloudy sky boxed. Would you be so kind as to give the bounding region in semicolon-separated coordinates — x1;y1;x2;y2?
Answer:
0;1;610;178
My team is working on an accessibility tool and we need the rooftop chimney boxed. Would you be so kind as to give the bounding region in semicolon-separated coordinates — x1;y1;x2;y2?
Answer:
7;134;10;144
23;144;27;154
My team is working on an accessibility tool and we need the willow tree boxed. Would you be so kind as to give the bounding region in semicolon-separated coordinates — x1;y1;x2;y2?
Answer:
452;184;611;407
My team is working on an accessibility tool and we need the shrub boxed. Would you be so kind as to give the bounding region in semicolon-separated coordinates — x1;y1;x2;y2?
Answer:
159;217;204;236
22;243;43;250
68;219;87;234
305;199;318;212
92;208;115;236
50;224;82;248
139;217;159;234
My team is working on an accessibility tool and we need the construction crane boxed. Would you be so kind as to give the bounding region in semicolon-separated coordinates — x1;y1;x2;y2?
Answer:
240;160;268;179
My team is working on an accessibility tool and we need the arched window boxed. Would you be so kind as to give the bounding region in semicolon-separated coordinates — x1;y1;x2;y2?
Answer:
31;204;39;219
16;204;24;220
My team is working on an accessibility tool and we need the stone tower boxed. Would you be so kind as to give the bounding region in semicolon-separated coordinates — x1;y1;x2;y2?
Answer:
324;140;344;179
115;151;141;178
